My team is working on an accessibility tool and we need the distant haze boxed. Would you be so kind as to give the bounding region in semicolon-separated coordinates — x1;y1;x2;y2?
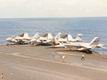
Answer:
0;0;107;18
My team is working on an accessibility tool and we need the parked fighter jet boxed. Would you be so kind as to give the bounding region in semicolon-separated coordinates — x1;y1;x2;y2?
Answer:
52;32;83;48
30;32;40;45
31;33;54;45
54;32;83;43
6;33;31;44
65;37;103;53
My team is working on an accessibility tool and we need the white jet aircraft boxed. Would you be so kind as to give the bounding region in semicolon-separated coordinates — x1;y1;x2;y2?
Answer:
52;32;83;48
65;37;103;53
6;33;31;44
30;32;40;45
32;33;54;45
54;32;83;43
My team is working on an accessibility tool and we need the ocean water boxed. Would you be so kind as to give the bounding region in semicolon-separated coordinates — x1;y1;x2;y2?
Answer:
0;17;107;53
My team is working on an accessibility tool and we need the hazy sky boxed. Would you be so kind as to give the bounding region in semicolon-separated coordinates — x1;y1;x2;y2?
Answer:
0;0;107;18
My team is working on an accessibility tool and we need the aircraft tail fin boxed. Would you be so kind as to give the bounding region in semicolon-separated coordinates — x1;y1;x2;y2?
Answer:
67;34;74;41
23;33;30;39
55;32;62;39
75;34;83;42
89;37;100;46
32;32;40;39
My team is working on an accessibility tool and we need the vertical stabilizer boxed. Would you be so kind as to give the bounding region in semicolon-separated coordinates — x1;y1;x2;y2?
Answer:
67;34;74;41
89;37;100;46
55;32;62;39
